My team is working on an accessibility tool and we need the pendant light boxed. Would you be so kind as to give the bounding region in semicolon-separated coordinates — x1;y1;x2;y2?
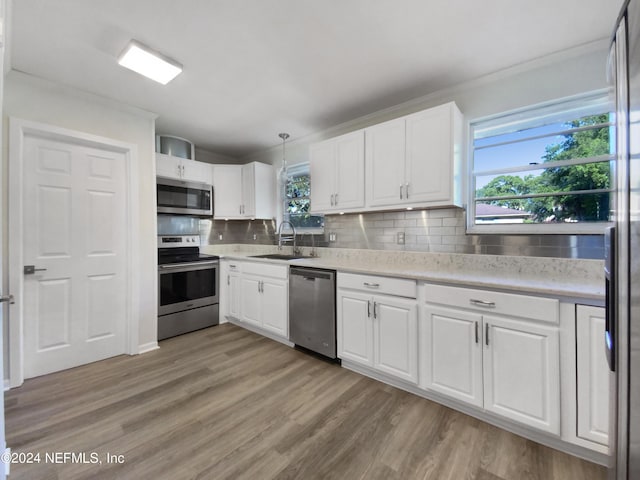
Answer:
278;132;290;196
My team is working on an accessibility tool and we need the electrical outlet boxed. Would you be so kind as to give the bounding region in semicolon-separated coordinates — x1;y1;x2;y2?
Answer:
397;232;405;245
253;234;257;240
329;232;337;242
218;233;223;240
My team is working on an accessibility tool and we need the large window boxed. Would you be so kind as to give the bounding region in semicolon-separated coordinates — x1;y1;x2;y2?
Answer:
284;163;324;232
469;92;615;233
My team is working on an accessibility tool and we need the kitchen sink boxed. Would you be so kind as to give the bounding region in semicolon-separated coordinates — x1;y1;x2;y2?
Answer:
249;253;305;261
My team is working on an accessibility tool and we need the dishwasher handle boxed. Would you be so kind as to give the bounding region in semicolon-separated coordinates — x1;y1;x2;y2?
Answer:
290;267;335;281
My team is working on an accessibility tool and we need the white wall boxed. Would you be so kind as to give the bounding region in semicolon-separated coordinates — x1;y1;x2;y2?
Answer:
1;71;159;377
242;40;611;168
194;147;239;165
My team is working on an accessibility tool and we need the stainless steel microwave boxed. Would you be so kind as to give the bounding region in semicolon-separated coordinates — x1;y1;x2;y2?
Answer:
156;177;213;216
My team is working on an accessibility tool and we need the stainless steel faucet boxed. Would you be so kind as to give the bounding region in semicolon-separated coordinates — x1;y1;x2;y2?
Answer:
277;220;297;255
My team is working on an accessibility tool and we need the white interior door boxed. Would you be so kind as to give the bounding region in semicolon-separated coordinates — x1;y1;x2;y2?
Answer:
22;133;128;378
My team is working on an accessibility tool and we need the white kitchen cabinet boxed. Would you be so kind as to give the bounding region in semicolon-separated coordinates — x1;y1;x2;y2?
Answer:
213;165;243;218
374;296;418;383
310;130;365;213
156;152;212;183
212;162;274;219
234;261;289;339
337;273;418;384
576;305;609;446
483;314;560;434
421;304;483;407
338;290;374;366
220;260;242;322
365;102;463;209
421;283;560;435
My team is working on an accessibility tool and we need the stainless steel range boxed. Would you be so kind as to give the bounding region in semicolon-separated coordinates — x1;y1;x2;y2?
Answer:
158;234;219;340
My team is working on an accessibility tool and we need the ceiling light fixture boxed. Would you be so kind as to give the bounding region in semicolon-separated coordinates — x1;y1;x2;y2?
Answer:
118;40;182;85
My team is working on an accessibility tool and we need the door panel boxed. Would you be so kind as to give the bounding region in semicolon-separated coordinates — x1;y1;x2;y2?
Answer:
23;135;128;378
365;118;406;207
374;297;417;384
483;315;560;434
335;131;365;210
422;304;483;406
261;280;288;337
309;140;335;213
240;276;261;327
337;291;373;366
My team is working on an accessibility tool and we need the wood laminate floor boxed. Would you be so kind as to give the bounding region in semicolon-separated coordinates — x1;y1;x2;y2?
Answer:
5;323;605;480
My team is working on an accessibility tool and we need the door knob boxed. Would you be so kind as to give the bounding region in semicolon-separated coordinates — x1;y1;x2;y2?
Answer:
0;294;14;304
24;265;47;275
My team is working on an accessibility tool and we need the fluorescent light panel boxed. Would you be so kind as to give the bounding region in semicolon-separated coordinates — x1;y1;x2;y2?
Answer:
118;40;182;85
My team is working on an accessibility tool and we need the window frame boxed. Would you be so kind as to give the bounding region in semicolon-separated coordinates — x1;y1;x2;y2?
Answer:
283;162;324;234
466;90;615;235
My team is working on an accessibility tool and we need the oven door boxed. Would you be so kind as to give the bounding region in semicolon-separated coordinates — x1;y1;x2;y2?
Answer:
158;261;219;316
157;178;213;216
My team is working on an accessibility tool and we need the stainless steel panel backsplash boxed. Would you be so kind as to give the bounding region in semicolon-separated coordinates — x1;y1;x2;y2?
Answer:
199;208;604;259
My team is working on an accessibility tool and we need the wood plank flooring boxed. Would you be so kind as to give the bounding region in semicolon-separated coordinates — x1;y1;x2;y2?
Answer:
5;323;606;480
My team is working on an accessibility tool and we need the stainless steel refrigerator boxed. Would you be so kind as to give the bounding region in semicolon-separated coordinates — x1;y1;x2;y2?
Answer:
609;0;640;478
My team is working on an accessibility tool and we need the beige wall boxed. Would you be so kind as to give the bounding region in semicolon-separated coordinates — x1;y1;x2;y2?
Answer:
2;71;159;379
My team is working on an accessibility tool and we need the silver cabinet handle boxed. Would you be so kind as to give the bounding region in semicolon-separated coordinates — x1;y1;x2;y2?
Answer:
475;321;479;344
470;299;496;308
229;264;236;269
0;295;14;304
363;282;380;288
405;182;409;199
400;185;404;200
227;274;230;286
485;323;490;346
373;301;378;319
367;300;371;318
335;193;338;205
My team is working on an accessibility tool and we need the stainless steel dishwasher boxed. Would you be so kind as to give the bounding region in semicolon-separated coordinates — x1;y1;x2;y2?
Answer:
289;266;337;359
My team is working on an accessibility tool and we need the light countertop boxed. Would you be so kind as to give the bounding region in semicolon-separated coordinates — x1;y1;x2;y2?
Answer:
203;244;605;304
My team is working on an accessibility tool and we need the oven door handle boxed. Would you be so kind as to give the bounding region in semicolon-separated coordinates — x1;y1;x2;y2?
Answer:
159;261;219;272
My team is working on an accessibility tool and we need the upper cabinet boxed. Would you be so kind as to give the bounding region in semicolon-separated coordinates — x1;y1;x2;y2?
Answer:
212;162;274;219
310;130;365;213
308;102;464;214
366;102;464;209
156;152;213;183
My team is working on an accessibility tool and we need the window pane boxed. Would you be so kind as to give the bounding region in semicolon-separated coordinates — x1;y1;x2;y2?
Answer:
474;115;612;172
290;213;324;229
286;175;310;199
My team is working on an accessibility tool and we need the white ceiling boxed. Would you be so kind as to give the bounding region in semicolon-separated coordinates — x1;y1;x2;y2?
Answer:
11;0;623;158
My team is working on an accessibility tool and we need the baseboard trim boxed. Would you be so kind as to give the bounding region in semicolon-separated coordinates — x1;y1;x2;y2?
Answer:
341;360;608;466
226;317;293;348
137;342;160;354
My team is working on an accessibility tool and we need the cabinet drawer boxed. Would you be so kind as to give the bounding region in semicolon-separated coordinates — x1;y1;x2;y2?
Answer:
224;261;242;273
338;272;416;298
423;283;558;324
242;261;288;279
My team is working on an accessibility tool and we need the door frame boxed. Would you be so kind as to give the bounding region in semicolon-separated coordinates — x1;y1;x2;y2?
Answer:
7;117;140;388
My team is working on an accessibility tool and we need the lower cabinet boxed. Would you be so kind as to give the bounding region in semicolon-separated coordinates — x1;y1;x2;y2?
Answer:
421;284;560;435
220;259;289;340
576;305;609;446
337;273;418;384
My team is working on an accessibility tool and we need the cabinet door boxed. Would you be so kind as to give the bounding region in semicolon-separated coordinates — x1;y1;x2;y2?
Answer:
576;305;609;446
212;165;243;218
309;140;336;213
228;273;241;320
261;279;288;338
335;130;365;210
240;276;262;327
156;153;182;179
241;163;256;217
365;118;406;207
182;159;213;183
337;290;373;366
483;315;560;434
405;105;453;204
421;304;483;406
373;296;418;384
